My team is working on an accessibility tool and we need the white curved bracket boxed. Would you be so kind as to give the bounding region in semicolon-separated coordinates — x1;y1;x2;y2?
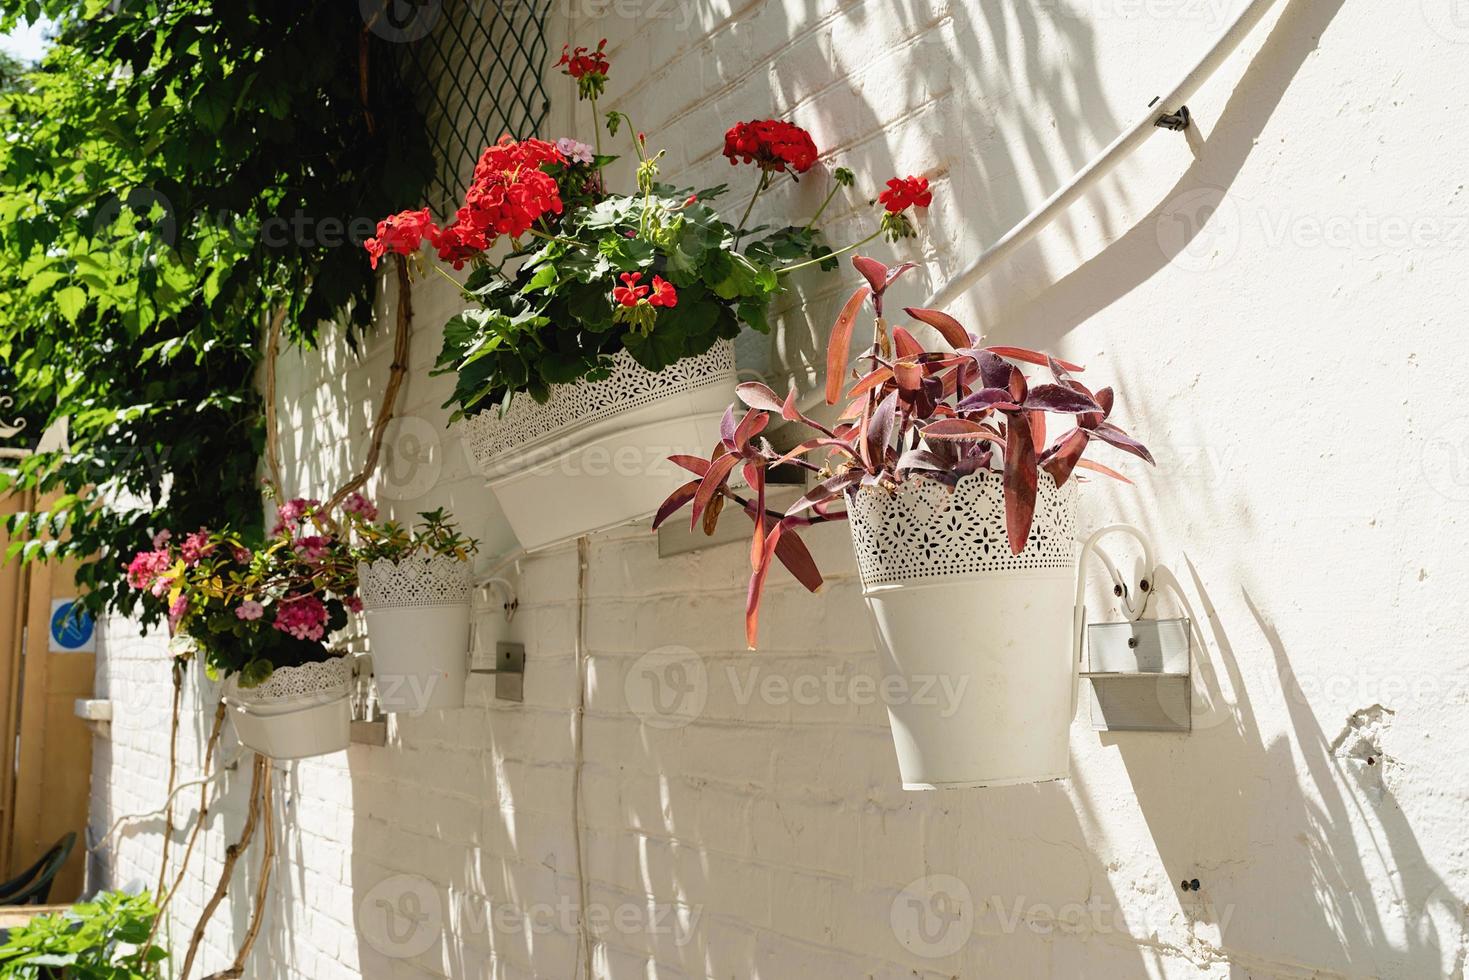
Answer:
478;576;519;623
1071;524;1158;709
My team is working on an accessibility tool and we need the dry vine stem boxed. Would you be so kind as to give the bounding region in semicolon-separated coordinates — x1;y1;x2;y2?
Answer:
154;659;184;898
171;256;414;977
323;252;414;518
178;753;266;980
145;698;226;958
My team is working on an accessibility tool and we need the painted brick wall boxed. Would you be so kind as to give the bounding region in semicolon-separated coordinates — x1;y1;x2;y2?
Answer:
88;1;1469;977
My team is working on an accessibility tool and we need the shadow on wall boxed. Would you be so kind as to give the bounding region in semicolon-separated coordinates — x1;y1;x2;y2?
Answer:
1093;556;1464;978
732;0;1131;388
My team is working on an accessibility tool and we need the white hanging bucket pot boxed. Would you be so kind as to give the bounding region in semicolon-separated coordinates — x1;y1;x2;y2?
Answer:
459;341;737;552
222;656;353;761
846;471;1080;790
357;554;473;713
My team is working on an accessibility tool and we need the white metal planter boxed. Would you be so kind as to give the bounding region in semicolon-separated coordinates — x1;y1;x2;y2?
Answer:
459;341;737;551
357;554;473;713
222;657;353;761
847;471;1080;790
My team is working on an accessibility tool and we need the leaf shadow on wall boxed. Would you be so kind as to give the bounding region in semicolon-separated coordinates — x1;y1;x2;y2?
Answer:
1097;558;1462;977
734;0;1126;393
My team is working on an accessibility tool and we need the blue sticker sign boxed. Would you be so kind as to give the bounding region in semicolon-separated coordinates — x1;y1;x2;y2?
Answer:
49;598;95;653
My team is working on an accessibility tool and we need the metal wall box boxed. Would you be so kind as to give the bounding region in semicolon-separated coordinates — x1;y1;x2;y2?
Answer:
1083;618;1191;733
494;643;525;702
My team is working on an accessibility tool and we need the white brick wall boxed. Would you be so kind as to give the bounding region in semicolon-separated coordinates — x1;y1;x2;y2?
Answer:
88;1;1469;977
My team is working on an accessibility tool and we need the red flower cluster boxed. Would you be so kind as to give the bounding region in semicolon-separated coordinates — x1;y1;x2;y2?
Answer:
878;175;933;213
364;208;438;270
557;38;609;80
431;136;567;268
722;120;819;176
613;272;677;308
558;39;610;100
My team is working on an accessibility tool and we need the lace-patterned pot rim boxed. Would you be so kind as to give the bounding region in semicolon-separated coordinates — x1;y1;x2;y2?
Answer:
458;340;737;471
357;553;473;610
225;655;353;705
846;469;1080;589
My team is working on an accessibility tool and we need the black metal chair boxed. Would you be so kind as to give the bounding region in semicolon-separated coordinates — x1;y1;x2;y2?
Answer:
0;832;76;906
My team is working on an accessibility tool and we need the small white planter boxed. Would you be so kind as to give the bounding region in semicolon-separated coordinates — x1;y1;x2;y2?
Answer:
357;554;473;713
222;657;353;761
459;341;737;552
847;471;1079;790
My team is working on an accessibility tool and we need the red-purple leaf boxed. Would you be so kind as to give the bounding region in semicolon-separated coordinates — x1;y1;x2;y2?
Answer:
1008;366;1028;403
1089;422;1155;464
986;346;1084;372
689;452;740;532
922;418;1005;442
744;462;766;570
779;388;836;437
892;359;925;394
825;284;871;405
1076;458;1133;483
736;381;785;412
1003;413;1039;554
1040;429;1089;485
652;479;701;530
774;530;824;594
892;326;924;360
1029;410;1046;454
846;367;894;401
1022;383;1102;415
904;306;973;350
719;405;737;449
786;469;862;515
747;518;798;649
771;438;859;468
669;454;711;477
866;390;898;465
897;448;946;472
851;255;889;295
1095;386;1115;418
957;387;1021;412
732;407;768;452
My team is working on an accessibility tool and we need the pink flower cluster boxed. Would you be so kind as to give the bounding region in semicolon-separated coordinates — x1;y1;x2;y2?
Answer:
273;498;320;535
273;595;328;642
126;549;173;596
293;535;331;563
180;528;213;566
342;492;378;522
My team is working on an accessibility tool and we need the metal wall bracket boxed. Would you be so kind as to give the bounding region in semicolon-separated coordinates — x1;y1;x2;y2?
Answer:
1072;525;1192;733
1083;618;1192;732
470;642;525;702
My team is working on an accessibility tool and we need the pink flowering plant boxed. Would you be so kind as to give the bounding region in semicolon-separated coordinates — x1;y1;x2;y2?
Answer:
368;38;934;417
124;499;359;686
343;502;479;566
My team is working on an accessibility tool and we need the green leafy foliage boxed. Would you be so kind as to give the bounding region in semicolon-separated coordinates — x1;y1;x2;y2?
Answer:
0;890;167;979
433;182;831;415
347;506;479;564
0;2;431;621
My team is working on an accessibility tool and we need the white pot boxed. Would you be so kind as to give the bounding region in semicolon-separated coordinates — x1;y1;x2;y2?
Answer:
222;657;353;761
459;341;736;552
847;472;1079;790
357;554;472;713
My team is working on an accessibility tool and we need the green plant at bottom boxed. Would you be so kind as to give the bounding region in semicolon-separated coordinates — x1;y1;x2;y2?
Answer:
0;890;166;979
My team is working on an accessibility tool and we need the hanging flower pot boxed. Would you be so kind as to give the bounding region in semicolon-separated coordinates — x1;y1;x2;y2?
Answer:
847;472;1079;788
222;656;353;761
655;255;1157;791
356;553;473;713
459;341;738;551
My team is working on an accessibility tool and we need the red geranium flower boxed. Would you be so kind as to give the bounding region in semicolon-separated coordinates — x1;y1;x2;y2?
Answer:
878;175;933;213
722;119;819;176
428;136;567;268
613;272;650;307
364;207;439;270
648;275;677;308
557;39;610;100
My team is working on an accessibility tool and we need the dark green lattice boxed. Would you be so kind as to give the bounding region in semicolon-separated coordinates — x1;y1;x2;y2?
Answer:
397;0;555;213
